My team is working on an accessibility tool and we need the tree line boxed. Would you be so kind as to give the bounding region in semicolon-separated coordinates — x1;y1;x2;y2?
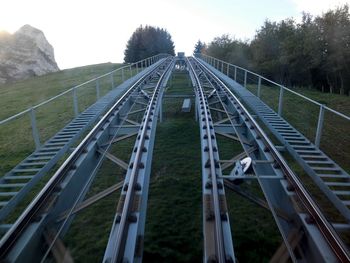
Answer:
197;5;350;95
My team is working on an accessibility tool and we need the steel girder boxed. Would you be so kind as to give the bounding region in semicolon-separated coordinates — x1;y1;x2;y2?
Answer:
189;57;349;262
102;59;174;263
0;58;174;263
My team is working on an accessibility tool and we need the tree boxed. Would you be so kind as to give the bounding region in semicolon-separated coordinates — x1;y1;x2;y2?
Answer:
205;4;350;95
124;25;175;63
193;40;206;54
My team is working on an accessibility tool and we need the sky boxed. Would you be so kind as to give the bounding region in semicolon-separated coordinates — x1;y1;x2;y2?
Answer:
0;0;349;69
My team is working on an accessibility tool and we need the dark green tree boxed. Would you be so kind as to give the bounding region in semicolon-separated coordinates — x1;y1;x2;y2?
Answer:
124;25;175;63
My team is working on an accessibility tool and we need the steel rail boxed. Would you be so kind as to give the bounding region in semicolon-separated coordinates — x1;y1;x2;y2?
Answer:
110;60;173;262
0;58;170;259
194;56;350;262
187;58;226;262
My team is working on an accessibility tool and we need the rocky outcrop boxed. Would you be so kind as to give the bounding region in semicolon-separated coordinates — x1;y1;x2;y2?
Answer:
0;25;59;84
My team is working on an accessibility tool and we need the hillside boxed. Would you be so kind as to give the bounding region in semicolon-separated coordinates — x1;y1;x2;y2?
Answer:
0;62;121;120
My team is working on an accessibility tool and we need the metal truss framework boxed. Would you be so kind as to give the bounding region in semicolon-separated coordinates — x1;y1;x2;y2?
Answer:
0;54;349;263
0;57;174;262
188;56;350;262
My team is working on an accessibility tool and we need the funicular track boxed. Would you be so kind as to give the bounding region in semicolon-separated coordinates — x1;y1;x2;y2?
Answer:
0;53;349;263
188;56;350;262
0;57;174;262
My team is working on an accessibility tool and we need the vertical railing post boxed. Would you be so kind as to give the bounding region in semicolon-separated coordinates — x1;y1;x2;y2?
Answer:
110;73;114;89
315;105;325;148
226;63;229;76
257;77;261;98
221;61;224;72
234;66;237;81
244;70;247;88
136;63;139;74
121;68;125;82
129;65;132;78
141;60;143;71
30;108;41;150
278;86;284;116
73;87;79;117
96;79;100;99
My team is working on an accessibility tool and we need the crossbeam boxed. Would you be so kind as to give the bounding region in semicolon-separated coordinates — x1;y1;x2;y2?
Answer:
57;181;124;222
221;147;257;170
97;149;128;170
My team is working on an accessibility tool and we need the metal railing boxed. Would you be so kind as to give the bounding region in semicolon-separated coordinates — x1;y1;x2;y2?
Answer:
196;53;350;149
0;54;169;150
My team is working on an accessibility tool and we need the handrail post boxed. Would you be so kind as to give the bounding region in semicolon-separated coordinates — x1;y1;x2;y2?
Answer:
244;70;247;88
73;87;79;117
129;65;132;78
96;79;100;99
221;61;224;72
30;108;41;150
315;105;325;148
234;66;237;81
226;63;229;76
121;68;125;83
110;73;114;89
278;86;284;116
136;63;138;74
257;77;261;98
141;60;143;71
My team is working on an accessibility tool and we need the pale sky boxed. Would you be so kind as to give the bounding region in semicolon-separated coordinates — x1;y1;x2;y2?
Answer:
0;0;349;69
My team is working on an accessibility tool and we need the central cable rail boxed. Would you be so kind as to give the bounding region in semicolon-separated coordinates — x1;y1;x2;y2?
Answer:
187;58;234;262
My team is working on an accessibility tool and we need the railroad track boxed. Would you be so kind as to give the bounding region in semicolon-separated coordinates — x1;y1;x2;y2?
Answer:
0;57;174;262
188;56;350;262
0;54;349;263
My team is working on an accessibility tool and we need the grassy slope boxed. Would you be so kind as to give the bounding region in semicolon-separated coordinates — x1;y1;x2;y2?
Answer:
0;63;122;119
0;63;133;177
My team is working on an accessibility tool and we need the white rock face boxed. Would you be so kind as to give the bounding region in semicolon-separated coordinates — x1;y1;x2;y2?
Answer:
0;25;59;84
